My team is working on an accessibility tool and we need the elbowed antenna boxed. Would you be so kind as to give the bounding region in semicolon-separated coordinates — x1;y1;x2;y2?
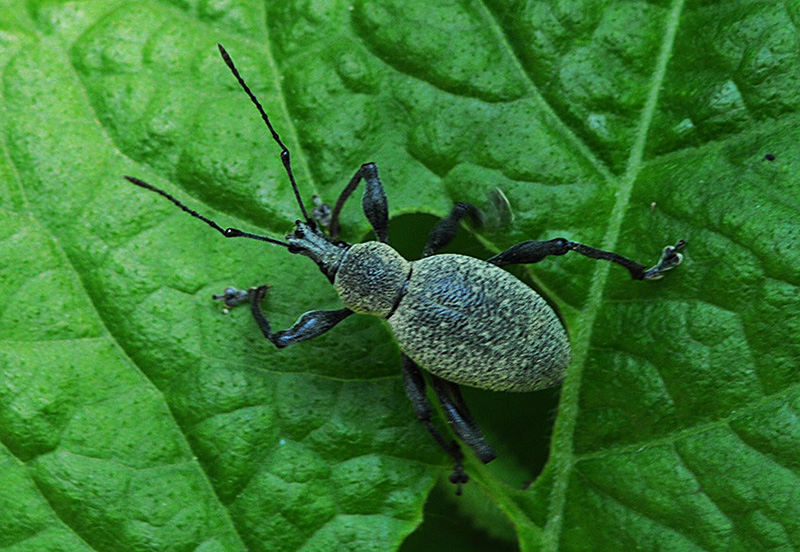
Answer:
124;176;291;248
217;43;313;226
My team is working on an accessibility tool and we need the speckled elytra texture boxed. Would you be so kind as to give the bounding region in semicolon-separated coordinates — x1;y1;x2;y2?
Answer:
335;241;411;316
388;254;571;392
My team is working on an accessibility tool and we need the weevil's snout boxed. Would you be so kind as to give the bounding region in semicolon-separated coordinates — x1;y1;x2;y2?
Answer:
288;221;347;246
287;220;318;242
285;221;349;282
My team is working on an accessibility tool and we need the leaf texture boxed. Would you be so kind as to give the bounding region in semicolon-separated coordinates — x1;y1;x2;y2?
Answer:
1;1;798;551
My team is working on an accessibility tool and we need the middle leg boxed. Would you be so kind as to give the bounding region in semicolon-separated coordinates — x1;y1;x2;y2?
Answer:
422;202;483;258
328;163;389;243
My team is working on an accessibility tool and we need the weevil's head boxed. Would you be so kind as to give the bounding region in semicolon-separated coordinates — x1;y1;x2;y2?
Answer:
286;220;350;282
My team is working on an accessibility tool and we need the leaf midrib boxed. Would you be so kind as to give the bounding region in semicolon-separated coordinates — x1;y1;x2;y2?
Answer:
540;1;686;549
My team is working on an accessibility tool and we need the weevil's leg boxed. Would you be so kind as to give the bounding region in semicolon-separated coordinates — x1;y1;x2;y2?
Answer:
243;286;353;348
422;202;484;258
429;375;497;464
329;163;389;243
311;195;332;228
213;286;250;308
487;239;686;280
401;354;469;495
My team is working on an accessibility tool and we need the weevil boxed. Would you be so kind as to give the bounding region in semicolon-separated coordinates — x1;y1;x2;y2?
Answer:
126;44;685;494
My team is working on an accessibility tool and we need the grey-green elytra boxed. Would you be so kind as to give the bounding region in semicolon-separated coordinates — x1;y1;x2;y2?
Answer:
389;254;570;392
126;44;686;495
335;243;571;392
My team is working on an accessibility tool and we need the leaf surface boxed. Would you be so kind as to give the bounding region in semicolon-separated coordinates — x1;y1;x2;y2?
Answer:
1;1;798;551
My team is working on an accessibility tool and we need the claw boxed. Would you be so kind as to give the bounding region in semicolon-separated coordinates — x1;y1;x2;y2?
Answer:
312;195;332;228
212;286;251;308
448;462;469;496
643;240;686;280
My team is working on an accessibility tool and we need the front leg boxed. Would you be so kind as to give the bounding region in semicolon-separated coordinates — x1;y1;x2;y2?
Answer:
215;285;353;348
329;163;389;243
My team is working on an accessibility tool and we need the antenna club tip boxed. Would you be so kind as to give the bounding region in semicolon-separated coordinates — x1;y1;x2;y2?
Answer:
217;43;232;65
124;175;145;187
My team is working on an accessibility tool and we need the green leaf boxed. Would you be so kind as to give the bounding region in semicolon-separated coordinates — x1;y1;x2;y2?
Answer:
1;1;798;551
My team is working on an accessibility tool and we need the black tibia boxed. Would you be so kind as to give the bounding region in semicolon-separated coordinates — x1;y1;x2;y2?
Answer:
422;202;484;258
487;238;686;280
429;375;497;464
329;163;389;243
240;285;353;348
401;355;469;495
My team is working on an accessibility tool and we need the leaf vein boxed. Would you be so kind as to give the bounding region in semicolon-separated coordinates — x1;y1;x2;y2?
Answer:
542;1;687;549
